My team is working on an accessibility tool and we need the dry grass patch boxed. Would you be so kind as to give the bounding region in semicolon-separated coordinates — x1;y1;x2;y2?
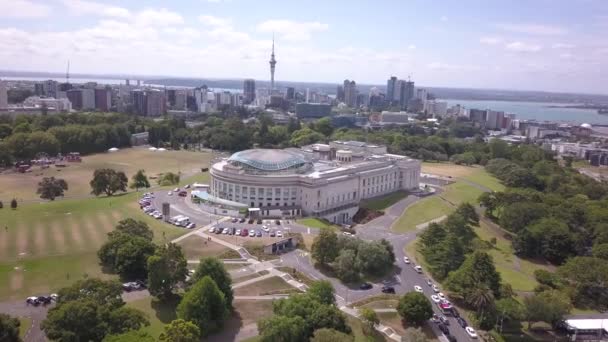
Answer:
422;162;478;178
178;235;232;260
234;276;295;296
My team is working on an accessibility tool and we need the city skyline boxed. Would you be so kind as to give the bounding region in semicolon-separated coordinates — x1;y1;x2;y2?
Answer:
0;0;607;94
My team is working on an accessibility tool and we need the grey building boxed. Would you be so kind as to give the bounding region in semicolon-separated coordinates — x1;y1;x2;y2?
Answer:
243;79;256;104
296;103;331;119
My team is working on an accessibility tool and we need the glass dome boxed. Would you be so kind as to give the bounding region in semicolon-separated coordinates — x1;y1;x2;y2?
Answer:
227;149;311;172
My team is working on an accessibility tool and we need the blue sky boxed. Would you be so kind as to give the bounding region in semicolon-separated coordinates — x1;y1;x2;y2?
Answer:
0;0;607;93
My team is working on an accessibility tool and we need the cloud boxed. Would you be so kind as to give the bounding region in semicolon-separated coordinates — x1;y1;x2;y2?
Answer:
552;43;575;49
426;62;482;71
505;41;542;52
440;15;448;22
199;15;232;28
135;8;184;27
257;19;328;41
480;37;502;45
496;23;567;35
408;45;416;50
62;0;129;18
0;0;51;18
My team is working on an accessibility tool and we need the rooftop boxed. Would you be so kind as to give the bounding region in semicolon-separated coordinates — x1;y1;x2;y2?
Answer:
227;149;311;172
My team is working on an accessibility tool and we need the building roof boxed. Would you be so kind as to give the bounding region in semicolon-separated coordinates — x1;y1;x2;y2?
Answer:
228;149;310;171
565;318;608;331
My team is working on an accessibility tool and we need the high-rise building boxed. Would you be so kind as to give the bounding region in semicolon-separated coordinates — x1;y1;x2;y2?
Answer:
269;36;277;91
486;110;505;130
174;89;187;110
343;79;358;108
146;90;166;117
94;88;112;111
285;87;295;100
66;89;83;110
0;80;7;109
396;80;414;110
336;85;344;102
469;108;486;122
243;79;256;104
81;89;95;110
131;90;146;115
386;76;398;104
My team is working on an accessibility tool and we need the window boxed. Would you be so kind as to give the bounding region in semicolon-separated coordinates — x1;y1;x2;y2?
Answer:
353;191;357;198
363;179;366;186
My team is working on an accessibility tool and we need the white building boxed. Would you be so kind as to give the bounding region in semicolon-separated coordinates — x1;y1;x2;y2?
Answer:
207;141;420;223
23;96;72;112
81;88;95;110
0;80;7;109
427;101;448;117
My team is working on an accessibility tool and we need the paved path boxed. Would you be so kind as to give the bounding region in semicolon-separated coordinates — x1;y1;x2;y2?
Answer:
0;300;49;342
234;295;289;300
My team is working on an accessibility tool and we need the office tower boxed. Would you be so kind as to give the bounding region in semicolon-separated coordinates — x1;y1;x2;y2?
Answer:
336;85;344;102
486;110;505;130
243;79;256;104
416;88;428;101
305;88;310;103
146;90;166;116
469;108;486;123
0;80;7;109
396;80;414;110
269;36;277;91
285;87;295;100
66;89;83;110
343;79;358;108
174;89;187;110
34;83;44;96
94;88;111;111
131;90;147;115
125;79;130;86
386;76;397;104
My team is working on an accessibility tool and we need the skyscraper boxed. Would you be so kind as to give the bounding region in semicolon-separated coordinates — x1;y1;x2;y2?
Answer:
94;88;112;111
396;80;415;110
0;80;7;109
243;79;256;104
343;80;358;108
386;76;397;104
269;35;277;91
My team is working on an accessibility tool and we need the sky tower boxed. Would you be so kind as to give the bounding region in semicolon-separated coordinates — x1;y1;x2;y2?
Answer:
269;34;277;91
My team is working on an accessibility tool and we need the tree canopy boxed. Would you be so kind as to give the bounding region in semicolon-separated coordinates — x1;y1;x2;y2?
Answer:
90;168;128;196
397;292;433;326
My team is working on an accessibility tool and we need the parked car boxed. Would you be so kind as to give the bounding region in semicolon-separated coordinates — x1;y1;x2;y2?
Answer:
223;228;229;234
37;296;53;304
249;230;256;237
26;297;40;305
242;229;249;237
438;292;446;300
426;279;433;286
276;231;283;238
263;226;270;232
342;232;352;237
257;219;262;224
256;230;262;237
235;229;241;236
122;282;144;292
414;285;423;293
381;286;395;294
186;223;196;229
456;317;467;328
359;283;373;290
269;230;276;237
50;293;58;301
403;256;410;264
430;314;439;323
209;227;216;233
231;218;238;223
248;219;254;224
239;217;245;223
167;191;173;196
173;188;180;192
178;191;187;197
184;184;191;189
465;327;478;339
275;220;281;225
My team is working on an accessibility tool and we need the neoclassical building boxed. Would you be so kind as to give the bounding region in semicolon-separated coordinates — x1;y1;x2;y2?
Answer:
208;141;420;224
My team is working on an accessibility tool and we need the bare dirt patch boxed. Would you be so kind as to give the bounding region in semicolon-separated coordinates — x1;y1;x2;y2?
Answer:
178;235;232;260
421;162;479;178
66;215;85;249
233;300;274;326
234;276;296;296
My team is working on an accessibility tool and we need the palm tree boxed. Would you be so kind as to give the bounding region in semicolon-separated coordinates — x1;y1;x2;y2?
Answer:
468;285;495;315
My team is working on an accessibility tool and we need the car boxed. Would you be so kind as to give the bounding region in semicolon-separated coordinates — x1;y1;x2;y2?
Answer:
215;228;223;234
269;230;276;237
403;256;410;264
257;219;262;224
276;231;283;237
414;265;423;273
439;315;449;325
465;327;478;339
263;226;270;232
414;285;423;293
38;296;53;304
209;227;216;233
50;293;58;301
239;217;245;223
456;317;467;328
235;229;241;236
242;229;249;236
381;286;395;294
426;279;433;286
154;213;163;219
178;191;187;197
248;219;254;224
430;314;440;323
26;296;40;305
167;191;173;196
438;292;446;300
249;230;256;237
262;225;267;230
432;284;440;293
223;228;229;234
186;223;196;229
446;335;457;342
173;188;180;192
431;295;441;303
342;231;352;236
256;230;262;237
438;323;450;335
359;283;373;290
231;218;238;223
275;220;281;225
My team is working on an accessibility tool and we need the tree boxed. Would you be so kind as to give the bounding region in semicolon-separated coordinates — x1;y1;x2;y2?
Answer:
308;280;336;305
489;140;510;159
315;117;334;137
111;219;154;241
42;278;149;342
103;330;155;342
469;285;495;315
148;243;188;299
177;276;228;336
258;315;307;342
90;169;128;196
191;257;233;309
10;198;17;209
159;319;201;342
36;176;68;200
158;172;180;186
499;202;548;233
592;243;608;260
290;128;324;147
558;257;608;309
311;228;339;265
333;249;359;282
446;251;502;302
455;202;479;225
524;290;571;328
311;328;354;342
359;307;379;335
402;327;428;342
0;313;21;342
495;298;525;323
397;292;433;326
355;241;392;277
130;169;150;191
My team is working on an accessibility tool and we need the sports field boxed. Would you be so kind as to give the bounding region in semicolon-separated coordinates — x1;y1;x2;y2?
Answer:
0;147;212;202
0;148;213;301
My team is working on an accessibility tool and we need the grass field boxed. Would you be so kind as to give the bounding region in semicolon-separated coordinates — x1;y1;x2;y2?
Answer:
360;191;408;211
376;312;438;341
296;217;340;230
0;147;212;202
422;162;505;192
177;235;240;260
234;276;294;296
391;196;452;233
19;316;32;339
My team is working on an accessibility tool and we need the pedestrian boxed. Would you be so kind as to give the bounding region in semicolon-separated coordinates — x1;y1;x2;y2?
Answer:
4;225;7;232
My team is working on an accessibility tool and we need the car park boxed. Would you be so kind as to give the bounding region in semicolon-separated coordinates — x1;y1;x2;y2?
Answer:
414;265;423;273
465;327;478;339
276;231;283;237
403;256;410;264
381;286;395;294
360;283;372;290
431;295;441;303
414;285;423;293
456;317;467;328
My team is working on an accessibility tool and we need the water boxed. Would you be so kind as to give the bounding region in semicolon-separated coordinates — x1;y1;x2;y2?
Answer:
443;99;608;125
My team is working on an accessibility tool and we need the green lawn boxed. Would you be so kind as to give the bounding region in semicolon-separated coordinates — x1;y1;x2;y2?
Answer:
127;296;179;339
19;316;32;340
440;181;485;206
360;191;408;211
462;170;505;192
0;187;189;301
391;197;452;233
296;217;340;230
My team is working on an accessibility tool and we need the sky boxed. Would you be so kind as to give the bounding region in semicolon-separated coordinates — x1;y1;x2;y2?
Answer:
0;0;607;94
